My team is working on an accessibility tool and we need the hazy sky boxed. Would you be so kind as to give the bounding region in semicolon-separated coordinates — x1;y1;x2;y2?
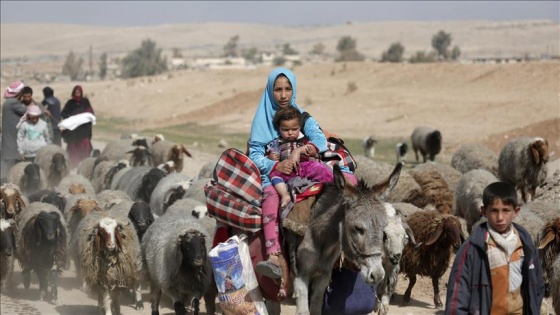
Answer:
1;1;558;26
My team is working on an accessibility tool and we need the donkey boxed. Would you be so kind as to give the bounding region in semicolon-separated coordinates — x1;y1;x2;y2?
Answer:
293;163;403;315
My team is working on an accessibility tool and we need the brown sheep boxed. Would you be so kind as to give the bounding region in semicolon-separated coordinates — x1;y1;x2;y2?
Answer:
150;140;192;173
536;217;560;298
400;211;466;308
408;169;454;214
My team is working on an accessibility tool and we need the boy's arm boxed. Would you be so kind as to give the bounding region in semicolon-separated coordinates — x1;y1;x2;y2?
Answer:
17;126;25;158
43;125;51;145
445;242;472;315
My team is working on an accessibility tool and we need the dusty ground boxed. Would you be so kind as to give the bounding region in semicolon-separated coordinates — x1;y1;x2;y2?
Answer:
1;61;558;314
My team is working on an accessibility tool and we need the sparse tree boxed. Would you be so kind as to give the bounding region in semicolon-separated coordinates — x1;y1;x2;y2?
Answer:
120;39;167;78
336;36;365;62
224;35;240;57
310;42;325;55
99;52;108;80
282;43;298;55
409;50;437;63
337;36;357;53
432;30;452;59
381;42;405;63
451;45;461;60
62;50;83;81
242;47;261;64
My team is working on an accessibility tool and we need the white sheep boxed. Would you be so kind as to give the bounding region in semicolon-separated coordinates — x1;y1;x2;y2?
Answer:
454;169;499;233
498;137;549;203
97;189;132;210
354;156;422;204
410;126;442;163
377;203;417;315
451;143;499;176
100;139;136;162
184;178;212;204
77;211;141;315
91;160;124;193
34;144;70;189
113;166;167;203
56;173;96;197
149;173;192;216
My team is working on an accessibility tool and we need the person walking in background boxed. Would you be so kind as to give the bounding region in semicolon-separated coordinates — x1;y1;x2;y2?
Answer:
445;182;545;315
42;86;62;146
17;104;50;163
61;85;94;168
1;81;26;175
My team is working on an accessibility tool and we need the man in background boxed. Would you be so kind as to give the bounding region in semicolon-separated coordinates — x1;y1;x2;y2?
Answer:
42;86;62;146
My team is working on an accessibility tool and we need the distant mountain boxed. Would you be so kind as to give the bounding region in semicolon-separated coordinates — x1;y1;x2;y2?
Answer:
1;20;558;61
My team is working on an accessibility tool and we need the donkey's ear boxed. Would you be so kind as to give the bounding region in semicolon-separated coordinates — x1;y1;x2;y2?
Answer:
333;164;346;191
373;162;403;201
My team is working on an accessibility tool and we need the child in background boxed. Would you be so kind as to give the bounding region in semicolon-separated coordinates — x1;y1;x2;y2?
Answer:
17;104;50;162
445;181;545;315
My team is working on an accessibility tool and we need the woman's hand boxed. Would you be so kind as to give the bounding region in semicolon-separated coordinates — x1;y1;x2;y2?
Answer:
276;159;295;175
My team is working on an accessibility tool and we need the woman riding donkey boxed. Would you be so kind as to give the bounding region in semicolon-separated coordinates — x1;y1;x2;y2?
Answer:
248;67;358;283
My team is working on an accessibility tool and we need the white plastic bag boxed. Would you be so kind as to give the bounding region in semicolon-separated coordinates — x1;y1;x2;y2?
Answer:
209;234;268;315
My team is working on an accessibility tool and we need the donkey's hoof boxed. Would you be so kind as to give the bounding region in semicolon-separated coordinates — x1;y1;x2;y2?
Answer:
135;301;144;310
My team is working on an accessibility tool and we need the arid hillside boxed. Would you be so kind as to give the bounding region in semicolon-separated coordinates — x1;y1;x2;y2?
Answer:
6;61;557;158
1;20;558;60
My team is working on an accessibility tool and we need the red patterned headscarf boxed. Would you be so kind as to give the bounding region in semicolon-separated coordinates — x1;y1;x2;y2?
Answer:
72;85;83;103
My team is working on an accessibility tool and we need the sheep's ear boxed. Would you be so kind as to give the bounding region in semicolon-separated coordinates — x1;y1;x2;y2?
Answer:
402;221;419;247
94;229;101;253
115;225;124;251
425;224;444;246
16;195;26;213
181;146;192;158
373;162;403;201
538;231;555;250
35;221;42;246
167;148;175;161
531;143;541;164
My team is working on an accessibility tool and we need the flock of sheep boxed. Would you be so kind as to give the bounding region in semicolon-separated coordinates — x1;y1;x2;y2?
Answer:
361;125;558;315
0;127;559;315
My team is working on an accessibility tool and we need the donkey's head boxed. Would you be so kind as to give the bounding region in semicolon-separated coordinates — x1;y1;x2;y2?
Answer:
336;163;403;285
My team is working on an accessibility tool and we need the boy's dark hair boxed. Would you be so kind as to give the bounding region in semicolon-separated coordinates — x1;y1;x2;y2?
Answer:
43;87;54;97
482;181;518;208
273;106;302;130
21;86;33;95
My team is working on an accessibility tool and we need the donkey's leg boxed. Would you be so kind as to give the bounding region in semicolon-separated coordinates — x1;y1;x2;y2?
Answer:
309;272;332;315
294;274;311;315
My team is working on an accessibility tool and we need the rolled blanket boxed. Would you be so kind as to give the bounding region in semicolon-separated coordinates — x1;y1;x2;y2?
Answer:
58;112;96;131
